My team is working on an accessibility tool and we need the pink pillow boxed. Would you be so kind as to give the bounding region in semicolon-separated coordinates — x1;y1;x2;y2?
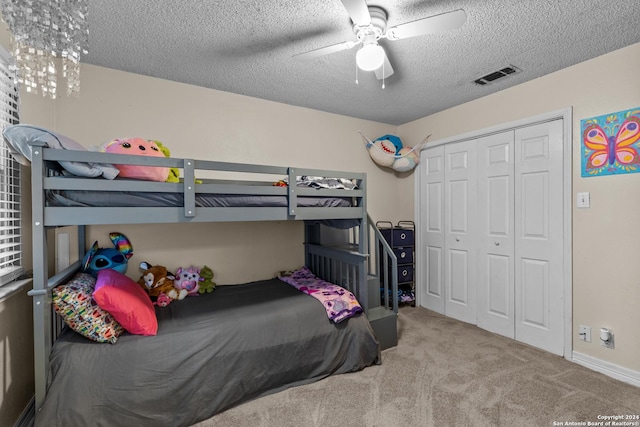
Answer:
93;269;158;336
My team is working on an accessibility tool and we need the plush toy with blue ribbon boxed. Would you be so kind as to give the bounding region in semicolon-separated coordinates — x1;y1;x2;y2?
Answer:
82;232;133;277
360;132;430;172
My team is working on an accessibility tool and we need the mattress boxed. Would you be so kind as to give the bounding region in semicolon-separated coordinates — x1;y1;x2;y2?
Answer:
36;278;381;427
46;189;354;209
45;185;362;227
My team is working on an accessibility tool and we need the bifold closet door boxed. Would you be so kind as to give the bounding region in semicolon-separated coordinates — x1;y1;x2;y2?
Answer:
443;141;477;324
514;120;564;356
476;120;564;355
477;131;515;338
419;141;477;324
420;118;565;355
419;146;445;314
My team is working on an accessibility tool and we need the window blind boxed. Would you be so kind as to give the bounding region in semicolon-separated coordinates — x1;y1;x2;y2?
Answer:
0;46;21;286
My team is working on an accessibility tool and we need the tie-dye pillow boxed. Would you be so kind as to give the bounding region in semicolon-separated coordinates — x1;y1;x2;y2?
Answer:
52;272;124;343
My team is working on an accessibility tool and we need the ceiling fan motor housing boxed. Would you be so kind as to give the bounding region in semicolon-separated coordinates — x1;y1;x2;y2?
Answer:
353;6;387;41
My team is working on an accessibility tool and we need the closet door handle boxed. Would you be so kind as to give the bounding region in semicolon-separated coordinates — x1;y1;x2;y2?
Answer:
455;237;460;242
495;241;500;246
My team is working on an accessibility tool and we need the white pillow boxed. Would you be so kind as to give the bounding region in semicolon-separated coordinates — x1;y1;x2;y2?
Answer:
2;124;119;179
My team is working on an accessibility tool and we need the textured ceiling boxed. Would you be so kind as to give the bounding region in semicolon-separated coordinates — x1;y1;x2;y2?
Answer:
85;0;640;125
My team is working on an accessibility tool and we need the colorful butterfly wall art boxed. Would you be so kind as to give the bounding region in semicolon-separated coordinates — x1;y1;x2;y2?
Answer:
581;108;640;177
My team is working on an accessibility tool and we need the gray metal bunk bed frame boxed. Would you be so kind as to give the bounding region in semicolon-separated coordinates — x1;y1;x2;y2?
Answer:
26;143;376;412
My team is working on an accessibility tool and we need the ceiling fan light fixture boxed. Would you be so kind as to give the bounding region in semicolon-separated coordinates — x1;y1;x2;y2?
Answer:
294;2;467;82
356;43;385;71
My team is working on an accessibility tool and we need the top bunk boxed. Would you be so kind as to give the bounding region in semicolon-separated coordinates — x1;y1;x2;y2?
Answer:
6;126;366;228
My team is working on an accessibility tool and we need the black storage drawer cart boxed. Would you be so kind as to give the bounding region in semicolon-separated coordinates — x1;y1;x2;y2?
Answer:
377;221;416;306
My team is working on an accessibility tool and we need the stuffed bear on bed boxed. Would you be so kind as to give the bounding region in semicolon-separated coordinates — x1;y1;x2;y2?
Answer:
137;262;187;307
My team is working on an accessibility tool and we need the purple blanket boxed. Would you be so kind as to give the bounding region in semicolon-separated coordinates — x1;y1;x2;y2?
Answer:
279;266;363;323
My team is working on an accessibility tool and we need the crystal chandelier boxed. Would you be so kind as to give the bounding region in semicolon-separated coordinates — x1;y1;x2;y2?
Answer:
0;0;89;99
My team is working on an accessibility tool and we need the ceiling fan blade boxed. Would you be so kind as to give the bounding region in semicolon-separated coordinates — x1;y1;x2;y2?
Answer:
374;52;394;80
340;0;371;26
293;40;357;61
386;9;467;40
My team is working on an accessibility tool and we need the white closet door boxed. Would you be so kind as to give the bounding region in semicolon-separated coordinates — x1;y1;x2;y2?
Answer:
514;119;564;355
477;131;515;338
419;146;445;313
417;116;566;356
443;141;477;323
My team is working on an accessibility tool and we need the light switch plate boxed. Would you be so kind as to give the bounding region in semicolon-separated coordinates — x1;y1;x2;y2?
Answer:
578;325;591;342
577;192;590;208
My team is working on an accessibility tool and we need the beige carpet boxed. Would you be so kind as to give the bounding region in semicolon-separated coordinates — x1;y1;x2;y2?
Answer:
194;306;640;427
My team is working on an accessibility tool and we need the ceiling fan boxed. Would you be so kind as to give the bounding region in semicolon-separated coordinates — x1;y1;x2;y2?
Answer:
294;0;467;81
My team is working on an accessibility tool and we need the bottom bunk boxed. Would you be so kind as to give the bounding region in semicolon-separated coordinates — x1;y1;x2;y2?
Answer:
36;274;380;427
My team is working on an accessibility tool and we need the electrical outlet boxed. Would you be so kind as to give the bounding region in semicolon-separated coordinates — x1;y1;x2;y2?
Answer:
578;325;591;342
600;328;614;349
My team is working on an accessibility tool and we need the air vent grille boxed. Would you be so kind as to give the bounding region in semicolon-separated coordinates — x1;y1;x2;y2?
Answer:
474;66;520;85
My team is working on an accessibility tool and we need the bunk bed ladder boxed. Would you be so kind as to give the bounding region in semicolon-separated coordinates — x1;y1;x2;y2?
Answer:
332;215;399;349
364;215;399;349
304;216;398;349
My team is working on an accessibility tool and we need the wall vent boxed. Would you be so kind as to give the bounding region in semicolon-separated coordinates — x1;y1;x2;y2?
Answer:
474;65;521;85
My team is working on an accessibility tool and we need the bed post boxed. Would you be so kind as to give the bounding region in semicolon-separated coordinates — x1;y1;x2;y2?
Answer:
358;175;369;311
182;159;196;218
77;225;86;259
26;142;50;412
287;167;298;218
304;222;320;267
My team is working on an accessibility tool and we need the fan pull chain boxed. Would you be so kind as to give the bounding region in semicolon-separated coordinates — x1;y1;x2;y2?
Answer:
382;61;385;89
355;62;359;85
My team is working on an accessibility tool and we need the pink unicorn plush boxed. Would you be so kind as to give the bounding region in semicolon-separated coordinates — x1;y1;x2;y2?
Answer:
174;266;201;297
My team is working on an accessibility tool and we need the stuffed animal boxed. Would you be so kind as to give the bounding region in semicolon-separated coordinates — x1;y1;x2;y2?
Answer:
82;232;133;277
360;132;430;173
153;140;180;183
198;265;216;294
155;293;173;307
137;261;187;306
174;265;201;297
376;134;404;154
392;147;420;172
102;137;169;181
367;138;398;167
152;140;205;184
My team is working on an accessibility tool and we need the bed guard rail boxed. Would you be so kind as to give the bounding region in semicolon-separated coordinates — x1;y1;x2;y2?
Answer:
33;146;366;225
305;243;369;311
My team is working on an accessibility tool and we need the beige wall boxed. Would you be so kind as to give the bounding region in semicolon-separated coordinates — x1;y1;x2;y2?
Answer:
399;42;640;373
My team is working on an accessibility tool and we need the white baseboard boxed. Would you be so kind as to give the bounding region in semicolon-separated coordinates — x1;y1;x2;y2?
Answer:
571;351;640;388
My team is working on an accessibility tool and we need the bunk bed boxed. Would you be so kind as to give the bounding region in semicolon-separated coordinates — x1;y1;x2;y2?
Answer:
5;126;383;426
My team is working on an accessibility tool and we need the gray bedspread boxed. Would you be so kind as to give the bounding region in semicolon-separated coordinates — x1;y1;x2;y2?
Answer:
36;278;381;427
